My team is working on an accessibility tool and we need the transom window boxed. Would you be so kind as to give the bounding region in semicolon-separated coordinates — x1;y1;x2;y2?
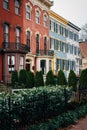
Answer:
26;5;30;19
36;10;40;24
15;0;20;15
3;0;9;10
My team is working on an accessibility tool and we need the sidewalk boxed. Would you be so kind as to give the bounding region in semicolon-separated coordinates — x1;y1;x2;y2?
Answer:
60;116;87;130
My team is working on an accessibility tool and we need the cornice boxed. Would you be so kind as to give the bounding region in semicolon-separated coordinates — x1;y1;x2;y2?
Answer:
49;10;68;25
29;0;53;11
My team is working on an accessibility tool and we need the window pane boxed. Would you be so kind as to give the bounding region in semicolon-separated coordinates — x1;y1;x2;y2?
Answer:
15;0;20;14
4;24;9;42
3;0;9;9
26;5;30;19
44;15;47;27
36;10;40;23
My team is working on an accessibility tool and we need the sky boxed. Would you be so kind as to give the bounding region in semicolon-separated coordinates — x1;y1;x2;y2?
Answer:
51;0;87;28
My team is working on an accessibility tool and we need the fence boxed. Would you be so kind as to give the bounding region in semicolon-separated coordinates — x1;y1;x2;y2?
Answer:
0;88;68;130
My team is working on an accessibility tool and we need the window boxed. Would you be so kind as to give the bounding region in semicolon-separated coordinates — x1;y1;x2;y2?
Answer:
55;23;58;33
66;60;69;71
44;37;47;52
36;34;39;53
49;60;52;70
15;27;20;49
50;38;54;49
36;10;40;24
26;31;30;51
19;56;24;70
8;56;15;73
40;60;46;74
4;23;9;43
56;59;60;70
43;15;47;27
15;27;20;43
65;29;68;37
26;5;30;19
63;60;66;70
3;0;9;10
15;0;20;15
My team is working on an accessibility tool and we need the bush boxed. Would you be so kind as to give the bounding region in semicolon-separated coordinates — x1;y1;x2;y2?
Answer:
68;70;77;91
28;102;87;130
19;69;27;87
35;71;44;87
79;68;87;89
11;70;18;88
26;71;34;88
45;70;55;86
57;70;67;85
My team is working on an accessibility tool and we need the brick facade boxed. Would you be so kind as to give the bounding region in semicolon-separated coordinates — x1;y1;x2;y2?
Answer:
0;0;53;83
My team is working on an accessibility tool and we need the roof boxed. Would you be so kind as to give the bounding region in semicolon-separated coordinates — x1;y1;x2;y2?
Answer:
68;22;81;31
79;43;87;58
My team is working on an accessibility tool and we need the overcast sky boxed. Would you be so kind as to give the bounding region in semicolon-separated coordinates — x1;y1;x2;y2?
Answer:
51;0;87;28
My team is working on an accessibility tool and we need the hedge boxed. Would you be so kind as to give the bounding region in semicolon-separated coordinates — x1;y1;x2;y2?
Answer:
0;86;71;125
28;102;87;130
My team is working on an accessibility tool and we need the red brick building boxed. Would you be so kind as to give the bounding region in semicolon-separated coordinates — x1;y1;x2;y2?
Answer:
0;0;53;83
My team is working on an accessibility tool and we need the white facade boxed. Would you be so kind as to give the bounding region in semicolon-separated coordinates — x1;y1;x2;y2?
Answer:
66;23;80;77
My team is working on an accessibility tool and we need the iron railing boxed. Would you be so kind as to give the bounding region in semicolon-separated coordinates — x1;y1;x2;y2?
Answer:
36;50;54;56
3;42;30;53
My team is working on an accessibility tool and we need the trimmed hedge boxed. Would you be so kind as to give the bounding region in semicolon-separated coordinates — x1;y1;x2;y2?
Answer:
46;70;55;85
35;71;44;87
11;70;18;88
26;71;35;88
68;70;77;91
28;102;87;130
57;70;67;85
0;86;71;125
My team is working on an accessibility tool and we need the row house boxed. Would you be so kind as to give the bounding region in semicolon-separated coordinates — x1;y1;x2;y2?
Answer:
24;0;54;76
0;0;27;83
79;42;87;71
0;0;53;83
49;11;80;78
66;22;80;77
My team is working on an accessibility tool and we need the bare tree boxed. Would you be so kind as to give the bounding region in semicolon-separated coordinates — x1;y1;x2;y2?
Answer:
79;23;87;42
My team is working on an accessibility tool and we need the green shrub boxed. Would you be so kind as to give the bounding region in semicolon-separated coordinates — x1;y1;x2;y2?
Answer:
45;70;55;86
57;70;67;85
68;70;77;91
11;70;18;88
35;71;44;87
79;68;87;89
28;102;87;130
26;71;34;88
19;69;27;87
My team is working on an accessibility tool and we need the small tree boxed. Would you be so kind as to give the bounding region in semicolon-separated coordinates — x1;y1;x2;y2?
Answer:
68;70;77;91
26;71;35;88
46;70;55;86
35;71;44;87
57;70;67;85
19;69;27;87
11;70;18;88
79;68;87;89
